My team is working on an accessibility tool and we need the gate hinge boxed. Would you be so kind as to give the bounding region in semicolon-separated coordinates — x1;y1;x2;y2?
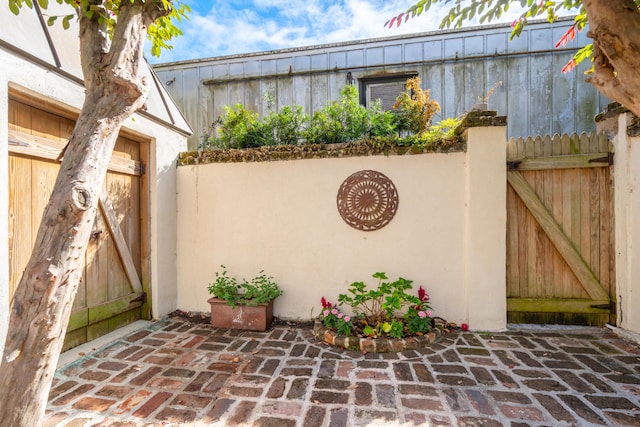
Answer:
138;162;146;175
131;293;147;304
8;139;29;147
507;160;522;170
588;152;614;166
590;301;614;311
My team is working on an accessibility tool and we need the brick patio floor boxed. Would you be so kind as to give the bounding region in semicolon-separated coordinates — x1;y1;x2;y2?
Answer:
44;317;640;426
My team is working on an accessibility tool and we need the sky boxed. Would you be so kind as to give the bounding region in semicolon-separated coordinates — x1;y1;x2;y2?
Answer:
148;0;529;64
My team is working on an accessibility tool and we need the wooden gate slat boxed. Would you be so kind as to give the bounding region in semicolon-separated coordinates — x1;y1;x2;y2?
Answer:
8;128;143;177
513;153;610;170
68;292;143;332
507;170;609;301
99;193;143;294
507;298;610;313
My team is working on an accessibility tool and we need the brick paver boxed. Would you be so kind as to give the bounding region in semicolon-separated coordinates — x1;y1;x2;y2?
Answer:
45;318;640;426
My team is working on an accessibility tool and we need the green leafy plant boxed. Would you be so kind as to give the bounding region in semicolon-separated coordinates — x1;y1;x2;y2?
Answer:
264;105;308;146
410;116;462;148
338;272;419;325
201;81;461;150
207;104;265;149
319;298;354;336
303;85;397;144
203;101;308;149
208;265;283;309
320;272;435;339
404;286;433;334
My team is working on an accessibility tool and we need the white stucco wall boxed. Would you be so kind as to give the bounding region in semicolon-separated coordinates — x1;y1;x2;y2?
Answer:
612;113;640;335
176;126;507;330
0;49;187;350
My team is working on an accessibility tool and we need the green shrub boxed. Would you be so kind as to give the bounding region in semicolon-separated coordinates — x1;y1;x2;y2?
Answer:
303;85;400;144
208;265;283;309
201;81;460;150
320;273;434;339
204;103;307;149
409;117;462;148
264;105;308;146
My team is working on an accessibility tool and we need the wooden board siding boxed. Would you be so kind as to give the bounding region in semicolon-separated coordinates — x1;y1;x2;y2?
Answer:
506;133;615;326
7;97;148;350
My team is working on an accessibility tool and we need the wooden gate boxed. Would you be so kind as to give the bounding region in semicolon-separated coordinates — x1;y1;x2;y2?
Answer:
8;95;149;350
506;133;615;326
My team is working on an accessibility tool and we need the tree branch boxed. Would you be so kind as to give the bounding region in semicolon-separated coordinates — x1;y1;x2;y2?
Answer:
583;0;640;116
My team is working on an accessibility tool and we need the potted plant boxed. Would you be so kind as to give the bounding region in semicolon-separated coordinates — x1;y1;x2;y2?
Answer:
207;266;283;331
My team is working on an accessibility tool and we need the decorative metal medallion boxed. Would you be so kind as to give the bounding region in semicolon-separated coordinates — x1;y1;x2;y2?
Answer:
337;170;399;231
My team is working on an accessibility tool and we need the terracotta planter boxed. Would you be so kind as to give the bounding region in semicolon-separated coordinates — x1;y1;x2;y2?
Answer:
207;297;274;331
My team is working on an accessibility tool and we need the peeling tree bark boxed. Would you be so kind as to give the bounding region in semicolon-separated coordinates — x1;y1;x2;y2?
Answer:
583;0;640;117
0;2;170;426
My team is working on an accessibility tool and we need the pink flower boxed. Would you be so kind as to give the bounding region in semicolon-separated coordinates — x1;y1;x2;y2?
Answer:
426;310;433;318
323;310;329;317
331;308;338;315
344;316;351;322
338;313;344;319
418;311;426;318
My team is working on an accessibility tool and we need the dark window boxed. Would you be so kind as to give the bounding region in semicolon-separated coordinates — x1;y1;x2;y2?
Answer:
358;72;418;110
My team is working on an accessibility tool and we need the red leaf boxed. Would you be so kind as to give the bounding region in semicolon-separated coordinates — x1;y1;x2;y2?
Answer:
396;13;404;27
388;16;397;28
561;59;577;74
555;24;578;48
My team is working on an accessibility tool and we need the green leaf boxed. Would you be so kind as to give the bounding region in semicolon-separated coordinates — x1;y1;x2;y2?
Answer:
47;16;57;26
62;14;73;30
37;0;48;8
372;272;388;280
9;1;20;15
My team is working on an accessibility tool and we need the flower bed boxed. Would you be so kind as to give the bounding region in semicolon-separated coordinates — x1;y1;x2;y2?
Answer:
313;272;447;352
313;319;443;353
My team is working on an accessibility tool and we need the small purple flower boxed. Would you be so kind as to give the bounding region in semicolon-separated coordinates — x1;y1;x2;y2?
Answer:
338;313;344;319
331;308;339;315
323;310;329;317
426;310;433;318
418;311;427;318
344;316;351;322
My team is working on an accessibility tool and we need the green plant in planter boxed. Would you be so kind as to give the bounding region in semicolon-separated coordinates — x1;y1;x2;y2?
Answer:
208;266;283;309
320;272;434;339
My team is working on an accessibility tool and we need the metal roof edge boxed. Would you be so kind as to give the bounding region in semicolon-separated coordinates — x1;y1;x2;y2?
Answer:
153;16;577;68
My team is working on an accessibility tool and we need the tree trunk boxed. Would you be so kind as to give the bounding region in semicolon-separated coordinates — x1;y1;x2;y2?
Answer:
583;0;640;117
0;2;170;426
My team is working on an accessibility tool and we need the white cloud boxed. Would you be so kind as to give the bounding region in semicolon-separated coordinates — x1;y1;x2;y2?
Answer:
149;0;539;64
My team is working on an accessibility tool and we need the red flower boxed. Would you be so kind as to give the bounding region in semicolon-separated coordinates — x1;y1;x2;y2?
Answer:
417;286;429;302
321;297;332;308
461;323;469;331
